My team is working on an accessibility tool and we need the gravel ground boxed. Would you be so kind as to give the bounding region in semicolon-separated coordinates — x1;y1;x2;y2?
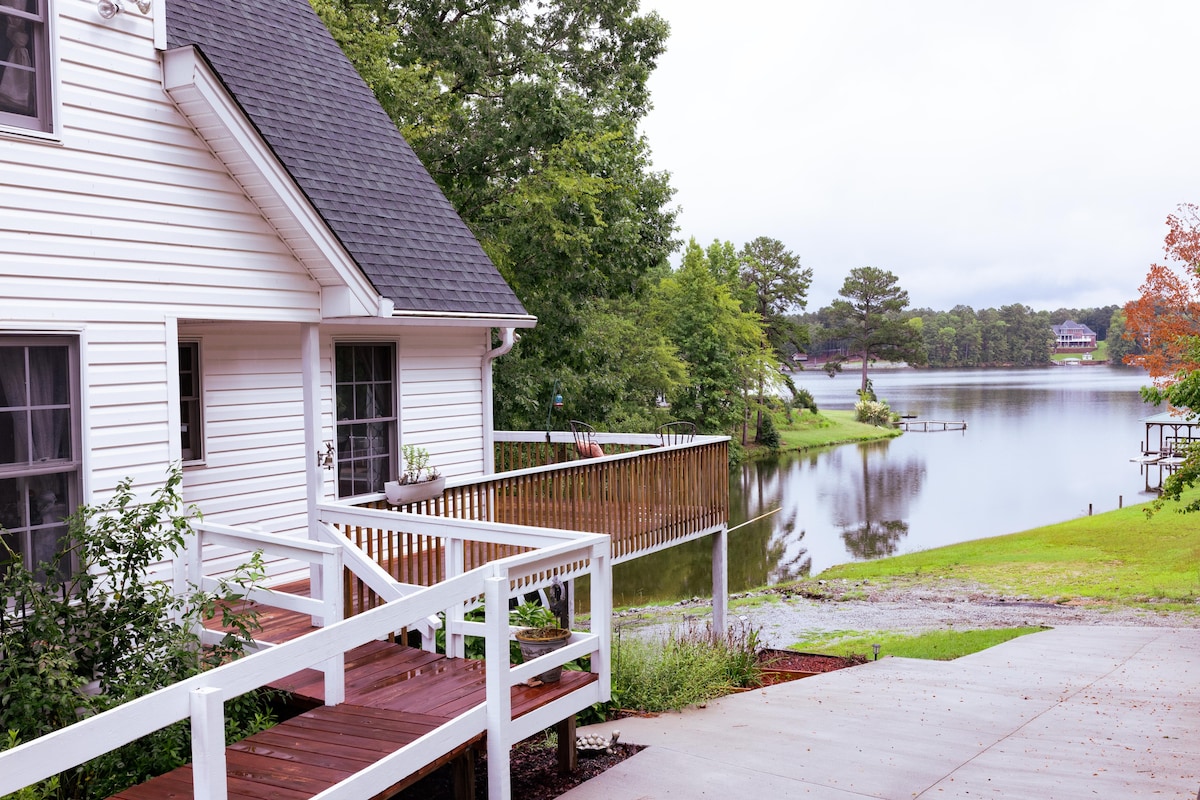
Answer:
613;580;1200;649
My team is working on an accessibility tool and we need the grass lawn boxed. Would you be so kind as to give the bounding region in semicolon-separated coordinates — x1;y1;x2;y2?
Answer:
771;409;900;452
792;490;1200;607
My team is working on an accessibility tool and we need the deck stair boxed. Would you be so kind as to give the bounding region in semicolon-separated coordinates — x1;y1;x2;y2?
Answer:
109;588;595;800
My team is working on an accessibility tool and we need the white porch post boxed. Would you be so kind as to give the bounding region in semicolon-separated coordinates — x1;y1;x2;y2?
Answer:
712;525;729;638
484;573;513;800
301;323;324;601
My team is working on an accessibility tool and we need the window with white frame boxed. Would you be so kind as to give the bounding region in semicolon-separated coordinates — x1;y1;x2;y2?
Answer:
178;341;202;463
334;343;396;497
0;0;54;134
0;336;79;580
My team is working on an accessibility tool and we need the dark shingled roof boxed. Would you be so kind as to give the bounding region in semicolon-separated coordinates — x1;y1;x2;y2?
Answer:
165;0;528;318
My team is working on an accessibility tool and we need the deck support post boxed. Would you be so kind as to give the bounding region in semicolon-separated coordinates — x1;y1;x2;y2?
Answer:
712;524;728;638
190;686;227;800
556;716;577;774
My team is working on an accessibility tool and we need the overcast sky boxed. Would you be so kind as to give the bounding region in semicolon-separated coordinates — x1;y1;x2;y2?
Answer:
638;1;1200;313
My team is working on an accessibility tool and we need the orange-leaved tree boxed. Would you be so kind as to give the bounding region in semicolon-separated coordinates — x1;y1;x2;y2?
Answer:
1124;203;1200;512
1123;204;1200;384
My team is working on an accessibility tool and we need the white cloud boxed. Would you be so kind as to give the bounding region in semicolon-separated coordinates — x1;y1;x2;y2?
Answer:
640;0;1200;310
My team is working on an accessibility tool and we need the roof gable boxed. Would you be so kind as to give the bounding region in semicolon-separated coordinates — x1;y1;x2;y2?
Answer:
165;0;528;319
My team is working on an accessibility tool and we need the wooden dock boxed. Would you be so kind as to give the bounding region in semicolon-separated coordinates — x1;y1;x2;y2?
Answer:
896;420;967;432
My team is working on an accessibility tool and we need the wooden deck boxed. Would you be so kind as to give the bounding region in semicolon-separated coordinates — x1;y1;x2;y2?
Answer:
109;588;595;800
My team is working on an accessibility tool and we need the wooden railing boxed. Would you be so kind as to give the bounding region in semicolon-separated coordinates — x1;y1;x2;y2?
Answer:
335;434;728;606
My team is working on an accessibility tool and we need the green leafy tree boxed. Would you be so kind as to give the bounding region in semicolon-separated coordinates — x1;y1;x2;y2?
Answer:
826;267;926;394
1106;308;1136;363
735;237;811;442
651;240;769;439
738;236;812;360
312;0;678;431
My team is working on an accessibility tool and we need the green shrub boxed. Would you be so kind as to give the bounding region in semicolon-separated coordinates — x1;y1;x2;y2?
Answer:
0;469;274;799
756;413;782;451
854;398;894;427
608;620;761;713
793;388;818;414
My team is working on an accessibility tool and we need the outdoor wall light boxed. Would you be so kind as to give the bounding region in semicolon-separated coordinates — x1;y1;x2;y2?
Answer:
97;0;152;19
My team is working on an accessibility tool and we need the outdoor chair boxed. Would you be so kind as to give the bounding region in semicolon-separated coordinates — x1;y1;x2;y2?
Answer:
657;421;697;446
570;420;605;458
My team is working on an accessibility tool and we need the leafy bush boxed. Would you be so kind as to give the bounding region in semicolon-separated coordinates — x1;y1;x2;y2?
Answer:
607;620;761;713
0;469;274;799
855;398;894;427
793;388;818;414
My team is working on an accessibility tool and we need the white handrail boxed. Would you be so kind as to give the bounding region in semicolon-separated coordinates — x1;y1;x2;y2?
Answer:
0;531;610;800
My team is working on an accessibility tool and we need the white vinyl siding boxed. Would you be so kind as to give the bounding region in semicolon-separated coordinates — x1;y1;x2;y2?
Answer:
399;329;486;478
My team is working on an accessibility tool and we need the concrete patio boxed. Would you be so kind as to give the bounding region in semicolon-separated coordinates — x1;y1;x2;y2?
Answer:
567;625;1199;799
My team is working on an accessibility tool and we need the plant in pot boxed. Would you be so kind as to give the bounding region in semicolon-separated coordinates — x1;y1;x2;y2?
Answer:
514;625;573;683
384;444;445;505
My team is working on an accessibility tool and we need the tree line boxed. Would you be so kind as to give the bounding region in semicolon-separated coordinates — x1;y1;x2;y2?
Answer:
802;304;1123;370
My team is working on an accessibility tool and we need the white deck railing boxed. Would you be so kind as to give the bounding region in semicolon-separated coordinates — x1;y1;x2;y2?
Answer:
0;515;611;800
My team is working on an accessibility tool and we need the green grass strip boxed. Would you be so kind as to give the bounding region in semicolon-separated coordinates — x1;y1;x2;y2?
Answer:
790;627;1047;661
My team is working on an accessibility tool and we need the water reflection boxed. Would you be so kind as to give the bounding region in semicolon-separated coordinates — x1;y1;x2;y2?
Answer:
828;441;925;560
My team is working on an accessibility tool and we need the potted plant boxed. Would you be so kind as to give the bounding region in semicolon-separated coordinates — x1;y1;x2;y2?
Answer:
514;626;572;683
384;444;445;505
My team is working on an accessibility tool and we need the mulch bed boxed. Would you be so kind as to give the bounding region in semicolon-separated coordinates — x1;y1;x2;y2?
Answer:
755;648;866;685
394;649;863;799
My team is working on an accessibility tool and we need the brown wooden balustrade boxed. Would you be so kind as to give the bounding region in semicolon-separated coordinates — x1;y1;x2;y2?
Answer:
333;435;729;612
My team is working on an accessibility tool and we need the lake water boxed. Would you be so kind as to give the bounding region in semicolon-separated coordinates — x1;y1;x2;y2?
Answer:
610;365;1160;607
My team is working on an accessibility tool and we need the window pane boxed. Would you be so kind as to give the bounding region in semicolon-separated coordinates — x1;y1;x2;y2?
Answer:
28;346;69;405
29;408;69;461
0;476;24;530
0;409;26;464
30;524;70;582
31;471;67;524
0;346;24;407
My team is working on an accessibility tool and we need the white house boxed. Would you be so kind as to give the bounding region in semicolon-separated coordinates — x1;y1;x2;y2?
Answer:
1051;320;1097;352
1;0;536;581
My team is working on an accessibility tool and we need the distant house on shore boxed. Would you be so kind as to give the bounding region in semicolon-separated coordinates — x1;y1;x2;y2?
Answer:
1052;320;1098;352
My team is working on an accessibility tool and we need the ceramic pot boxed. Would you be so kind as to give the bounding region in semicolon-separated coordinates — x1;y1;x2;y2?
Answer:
514;626;572;683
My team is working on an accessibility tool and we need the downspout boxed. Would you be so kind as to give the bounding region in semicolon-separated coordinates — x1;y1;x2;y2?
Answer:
481;328;517;474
